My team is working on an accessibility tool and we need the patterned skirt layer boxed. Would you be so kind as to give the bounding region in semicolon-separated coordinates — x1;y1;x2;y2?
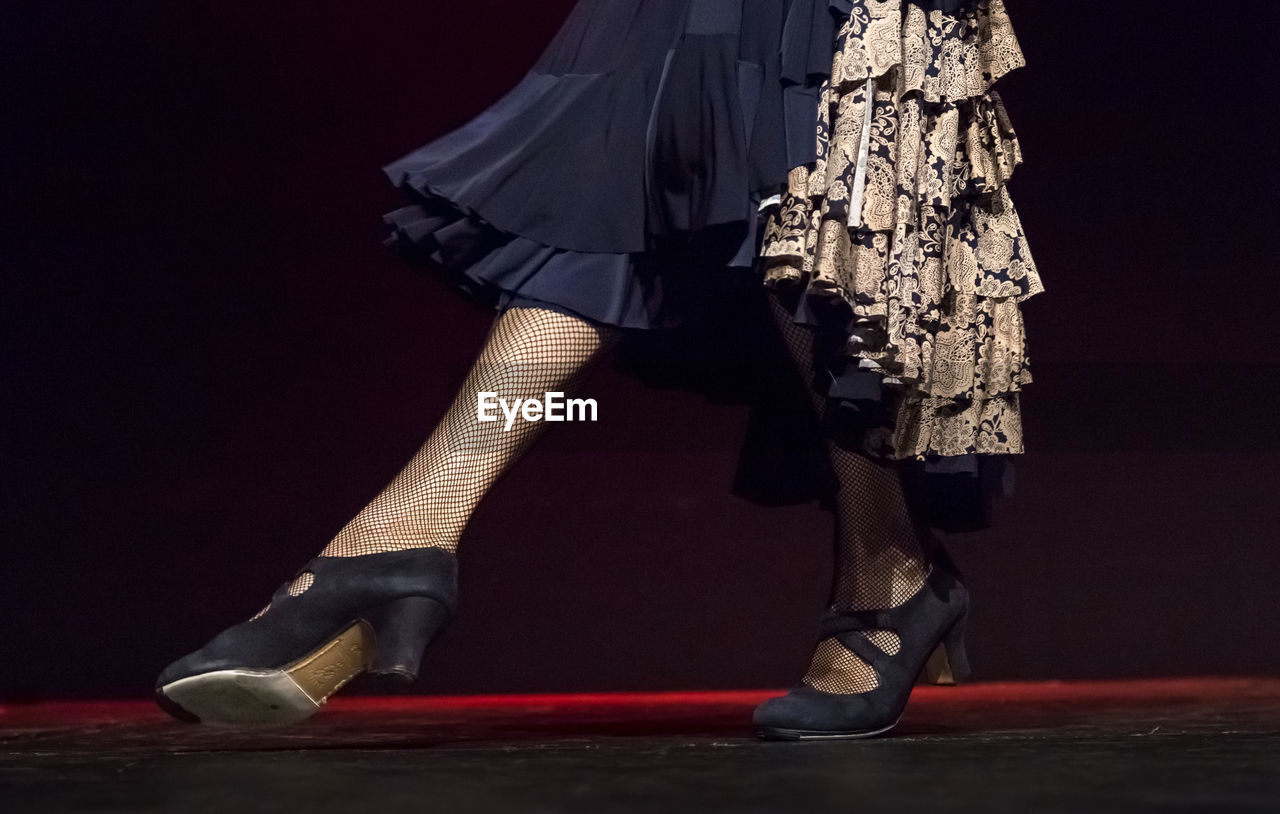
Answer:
757;0;1043;502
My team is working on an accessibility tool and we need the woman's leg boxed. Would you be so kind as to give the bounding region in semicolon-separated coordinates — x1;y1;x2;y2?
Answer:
155;303;620;724
314;303;617;564
764;291;933;694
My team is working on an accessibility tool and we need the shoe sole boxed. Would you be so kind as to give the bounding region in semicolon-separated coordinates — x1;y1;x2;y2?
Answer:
155;620;375;725
754;714;903;741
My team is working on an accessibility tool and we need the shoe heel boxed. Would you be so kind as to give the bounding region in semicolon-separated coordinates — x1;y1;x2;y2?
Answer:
366;596;449;681
923;616;971;686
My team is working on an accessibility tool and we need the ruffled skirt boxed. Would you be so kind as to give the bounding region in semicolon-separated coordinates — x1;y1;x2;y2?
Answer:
377;0;1041;532
756;0;1042;514
380;0;843;328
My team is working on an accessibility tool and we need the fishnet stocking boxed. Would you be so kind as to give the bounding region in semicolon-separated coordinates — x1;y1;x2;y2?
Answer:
259;306;619;605
765;291;932;694
322;304;619;558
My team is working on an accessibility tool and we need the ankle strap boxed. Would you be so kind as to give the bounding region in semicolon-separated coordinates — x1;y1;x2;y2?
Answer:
818;608;900;637
828;626;892;667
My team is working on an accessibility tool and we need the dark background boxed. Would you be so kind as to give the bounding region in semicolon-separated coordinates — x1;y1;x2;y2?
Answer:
3;1;1278;700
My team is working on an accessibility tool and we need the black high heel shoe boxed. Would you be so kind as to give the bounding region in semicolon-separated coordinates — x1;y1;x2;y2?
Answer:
753;545;971;740
154;547;458;725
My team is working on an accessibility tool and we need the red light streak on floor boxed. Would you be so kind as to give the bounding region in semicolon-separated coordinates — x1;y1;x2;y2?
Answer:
3;677;1278;730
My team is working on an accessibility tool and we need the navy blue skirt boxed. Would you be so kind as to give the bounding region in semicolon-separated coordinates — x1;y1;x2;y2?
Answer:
380;0;1015;533
381;0;841;327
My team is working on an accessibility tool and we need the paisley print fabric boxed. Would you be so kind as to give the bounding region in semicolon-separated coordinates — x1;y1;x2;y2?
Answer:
758;0;1043;462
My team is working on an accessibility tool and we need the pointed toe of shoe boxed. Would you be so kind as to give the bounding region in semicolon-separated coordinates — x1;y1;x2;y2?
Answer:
153;683;202;723
153;650;214;723
155;651;200;689
753;687;896;740
753;688;838;734
155;641;236;690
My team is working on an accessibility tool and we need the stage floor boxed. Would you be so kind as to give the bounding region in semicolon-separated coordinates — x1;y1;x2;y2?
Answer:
3;678;1278;813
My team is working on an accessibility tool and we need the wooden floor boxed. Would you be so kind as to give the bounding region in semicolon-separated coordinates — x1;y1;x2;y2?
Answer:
3;678;1279;813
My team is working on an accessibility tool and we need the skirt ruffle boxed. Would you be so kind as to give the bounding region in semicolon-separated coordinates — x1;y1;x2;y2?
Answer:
383;182;677;329
380;0;855;329
752;0;1042;531
382;0;852;264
